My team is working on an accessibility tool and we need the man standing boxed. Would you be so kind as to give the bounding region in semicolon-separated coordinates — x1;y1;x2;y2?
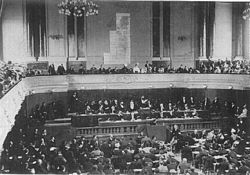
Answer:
70;92;80;113
57;64;65;75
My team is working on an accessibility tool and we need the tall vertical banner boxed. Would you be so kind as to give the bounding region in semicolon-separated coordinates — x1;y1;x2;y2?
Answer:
104;13;131;65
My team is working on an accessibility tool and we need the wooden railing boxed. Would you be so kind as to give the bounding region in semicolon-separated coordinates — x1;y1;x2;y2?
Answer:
164;120;224;132
76;125;138;137
156;117;226;131
75;118;228;137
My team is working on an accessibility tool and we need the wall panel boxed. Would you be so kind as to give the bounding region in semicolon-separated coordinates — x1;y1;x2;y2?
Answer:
86;1;151;68
170;2;195;68
46;0;66;58
213;3;232;60
2;0;30;63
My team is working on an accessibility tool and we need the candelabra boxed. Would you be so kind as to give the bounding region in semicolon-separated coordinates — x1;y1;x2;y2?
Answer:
58;0;98;17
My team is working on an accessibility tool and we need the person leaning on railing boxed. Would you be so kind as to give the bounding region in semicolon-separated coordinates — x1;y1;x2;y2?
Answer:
0;80;3;97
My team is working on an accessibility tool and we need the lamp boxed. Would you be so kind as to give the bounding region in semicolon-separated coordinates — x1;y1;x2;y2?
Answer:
29;90;35;95
177;36;187;41
203;85;207;89
58;0;99;70
58;0;99;17
243;3;250;20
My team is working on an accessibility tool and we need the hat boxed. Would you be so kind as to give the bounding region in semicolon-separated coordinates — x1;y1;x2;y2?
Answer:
49;147;57;151
169;169;177;173
134;154;140;159
231;128;236;133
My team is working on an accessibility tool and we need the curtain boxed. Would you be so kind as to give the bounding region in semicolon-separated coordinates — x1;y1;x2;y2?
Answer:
26;0;46;58
198;2;215;58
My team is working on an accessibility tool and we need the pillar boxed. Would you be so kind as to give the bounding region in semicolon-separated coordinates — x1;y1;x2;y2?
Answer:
213;2;232;60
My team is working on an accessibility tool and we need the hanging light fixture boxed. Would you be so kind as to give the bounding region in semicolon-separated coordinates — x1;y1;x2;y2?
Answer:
243;3;250;20
58;0;99;17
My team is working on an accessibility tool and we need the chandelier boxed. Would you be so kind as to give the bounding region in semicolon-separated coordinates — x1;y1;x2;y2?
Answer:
243;3;250;20
58;0;98;17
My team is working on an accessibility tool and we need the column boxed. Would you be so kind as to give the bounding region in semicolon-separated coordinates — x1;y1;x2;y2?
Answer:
232;3;244;58
213;2;232;60
1;0;31;63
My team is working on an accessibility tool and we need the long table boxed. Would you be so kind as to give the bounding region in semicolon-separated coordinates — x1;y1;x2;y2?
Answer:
69;109;210;127
99;119;155;127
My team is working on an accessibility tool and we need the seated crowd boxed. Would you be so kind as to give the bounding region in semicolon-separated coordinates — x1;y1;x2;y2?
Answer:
198;59;250;74
1;109;250;174
18;101;65;128
0;61;26;98
1;88;249;174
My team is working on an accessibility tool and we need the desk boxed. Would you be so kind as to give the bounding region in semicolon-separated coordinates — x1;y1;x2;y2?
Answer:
99;119;155;127
69;110;153;127
69;109;209;127
70;113;118;127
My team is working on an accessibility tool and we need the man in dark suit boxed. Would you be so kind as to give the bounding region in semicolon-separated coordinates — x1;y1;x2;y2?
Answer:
190;96;196;109
181;142;193;162
78;64;86;74
120;64;129;74
179;158;191;174
179;96;188;110
191;129;201;139
202;97;210;110
212;97;221;113
70;92;80;113
144;61;152;73
57;64;65;75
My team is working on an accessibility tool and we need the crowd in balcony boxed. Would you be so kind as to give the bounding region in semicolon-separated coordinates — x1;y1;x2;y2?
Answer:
0;61;26;98
27;59;250;76
1;59;250;97
1;109;250;174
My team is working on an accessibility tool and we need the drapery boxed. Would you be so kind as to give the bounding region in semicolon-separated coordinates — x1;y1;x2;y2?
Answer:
26;0;46;58
0;0;3;18
198;2;215;59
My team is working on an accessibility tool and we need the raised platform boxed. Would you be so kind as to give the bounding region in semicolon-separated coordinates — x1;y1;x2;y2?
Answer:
44;112;227;140
1;74;250;148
